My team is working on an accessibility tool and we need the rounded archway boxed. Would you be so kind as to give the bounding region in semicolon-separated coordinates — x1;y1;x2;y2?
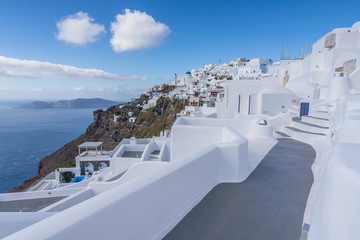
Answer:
98;162;108;171
257;119;268;125
84;162;94;175
248;117;273;139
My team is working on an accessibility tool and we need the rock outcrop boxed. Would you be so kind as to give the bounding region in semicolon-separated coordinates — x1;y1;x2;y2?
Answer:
9;94;186;192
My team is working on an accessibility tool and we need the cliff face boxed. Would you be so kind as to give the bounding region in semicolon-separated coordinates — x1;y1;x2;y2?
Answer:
8;94;186;192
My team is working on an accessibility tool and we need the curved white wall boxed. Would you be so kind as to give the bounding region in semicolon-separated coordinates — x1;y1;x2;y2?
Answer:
6;146;220;240
309;98;360;240
308;144;360;240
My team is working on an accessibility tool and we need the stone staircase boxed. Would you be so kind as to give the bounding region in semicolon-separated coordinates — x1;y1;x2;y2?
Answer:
275;105;330;141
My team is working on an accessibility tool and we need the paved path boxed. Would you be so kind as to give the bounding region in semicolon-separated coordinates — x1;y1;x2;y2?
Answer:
164;138;315;240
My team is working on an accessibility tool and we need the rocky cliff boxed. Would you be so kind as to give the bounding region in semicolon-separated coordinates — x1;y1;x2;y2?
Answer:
9;94;187;192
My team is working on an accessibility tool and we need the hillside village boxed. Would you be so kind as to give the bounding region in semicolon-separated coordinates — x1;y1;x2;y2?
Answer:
118;57;282;124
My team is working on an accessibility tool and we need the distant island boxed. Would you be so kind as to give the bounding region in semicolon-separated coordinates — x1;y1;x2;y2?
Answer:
18;98;121;109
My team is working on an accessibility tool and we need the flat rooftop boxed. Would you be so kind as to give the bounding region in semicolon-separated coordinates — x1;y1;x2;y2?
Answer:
81;152;109;157
78;142;103;148
164;138;315;240
120;151;143;158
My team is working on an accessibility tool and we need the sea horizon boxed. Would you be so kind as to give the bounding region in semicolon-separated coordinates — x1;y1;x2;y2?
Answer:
0;103;97;193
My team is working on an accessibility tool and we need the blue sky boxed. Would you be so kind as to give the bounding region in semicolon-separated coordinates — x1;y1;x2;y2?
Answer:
0;0;359;101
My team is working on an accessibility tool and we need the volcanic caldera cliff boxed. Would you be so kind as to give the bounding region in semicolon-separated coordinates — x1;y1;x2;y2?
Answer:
9;93;187;192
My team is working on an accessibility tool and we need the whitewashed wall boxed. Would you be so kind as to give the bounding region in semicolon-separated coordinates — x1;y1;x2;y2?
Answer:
309;98;360;240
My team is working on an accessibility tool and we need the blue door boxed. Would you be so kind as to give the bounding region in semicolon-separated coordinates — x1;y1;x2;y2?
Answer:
300;102;309;117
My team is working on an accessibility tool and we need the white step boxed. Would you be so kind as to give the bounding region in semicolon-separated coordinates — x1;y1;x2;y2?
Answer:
281;126;294;137
274;131;291;138
292;121;329;134
310;111;329;119
281;126;326;142
301;115;330;127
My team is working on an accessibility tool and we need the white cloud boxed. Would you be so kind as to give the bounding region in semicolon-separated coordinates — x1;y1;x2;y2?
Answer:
0;56;147;81
73;87;86;92
56;11;106;46
110;9;170;52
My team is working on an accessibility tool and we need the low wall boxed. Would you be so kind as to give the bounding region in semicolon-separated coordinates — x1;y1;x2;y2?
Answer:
217;127;249;182
308;143;360;240
6;146;220;240
171;124;223;160
269;113;292;131
6;120;251;239
171;124;249;182
175;117;254;137
140;141;159;161
308;99;360;239
111;158;141;176
350;66;360;88
158;140;171;162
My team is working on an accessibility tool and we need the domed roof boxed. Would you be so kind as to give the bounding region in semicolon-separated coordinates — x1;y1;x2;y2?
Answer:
186;71;191;75
352;21;360;31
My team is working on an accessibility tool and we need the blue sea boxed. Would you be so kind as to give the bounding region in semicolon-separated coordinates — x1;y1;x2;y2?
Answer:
0;102;96;193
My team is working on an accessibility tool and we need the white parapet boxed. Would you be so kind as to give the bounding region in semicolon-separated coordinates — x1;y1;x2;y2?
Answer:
308;143;360;240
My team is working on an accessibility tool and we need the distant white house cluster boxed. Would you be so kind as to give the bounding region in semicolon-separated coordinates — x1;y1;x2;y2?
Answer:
141;57;282;118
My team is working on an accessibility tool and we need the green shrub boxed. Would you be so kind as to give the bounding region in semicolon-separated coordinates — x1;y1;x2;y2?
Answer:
60;159;76;168
61;171;75;183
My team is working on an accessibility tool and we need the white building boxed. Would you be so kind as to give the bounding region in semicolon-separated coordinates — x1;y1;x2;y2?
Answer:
282;22;360;100
238;58;277;76
129;117;137;123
